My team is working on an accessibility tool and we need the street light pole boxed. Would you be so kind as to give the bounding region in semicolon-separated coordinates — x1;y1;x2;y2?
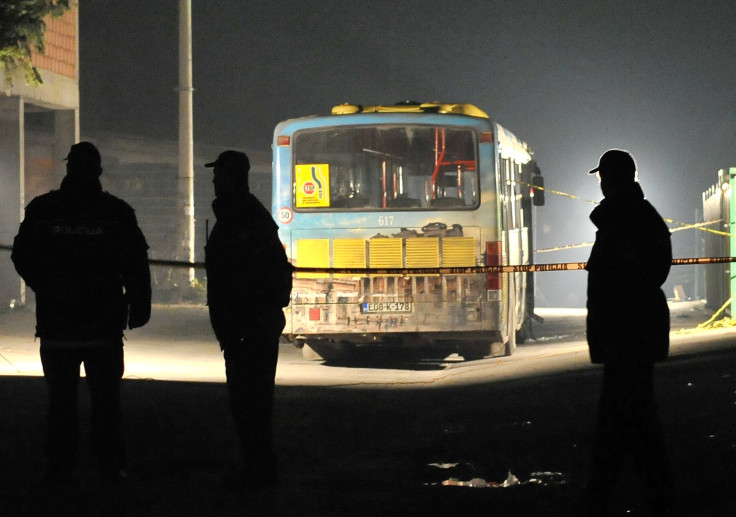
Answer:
729;168;736;317
178;0;195;285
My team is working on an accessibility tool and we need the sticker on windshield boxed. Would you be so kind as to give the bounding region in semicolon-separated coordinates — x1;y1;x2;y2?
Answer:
296;164;330;208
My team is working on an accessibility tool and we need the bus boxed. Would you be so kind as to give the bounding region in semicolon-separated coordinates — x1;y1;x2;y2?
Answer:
272;102;544;361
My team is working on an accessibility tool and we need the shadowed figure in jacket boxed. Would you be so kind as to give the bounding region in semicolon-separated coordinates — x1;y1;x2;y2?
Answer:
584;149;673;516
11;141;151;484
203;150;293;490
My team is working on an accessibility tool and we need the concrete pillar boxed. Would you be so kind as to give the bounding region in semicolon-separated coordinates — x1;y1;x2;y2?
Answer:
178;0;195;285
0;97;24;307
54;108;78;178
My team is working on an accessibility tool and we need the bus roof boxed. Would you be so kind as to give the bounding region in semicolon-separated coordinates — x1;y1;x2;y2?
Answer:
331;102;489;119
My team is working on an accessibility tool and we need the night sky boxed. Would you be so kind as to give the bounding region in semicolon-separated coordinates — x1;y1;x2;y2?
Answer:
78;1;736;306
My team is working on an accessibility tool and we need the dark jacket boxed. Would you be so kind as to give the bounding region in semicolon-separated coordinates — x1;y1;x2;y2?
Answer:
205;193;293;346
585;182;671;364
11;175;151;341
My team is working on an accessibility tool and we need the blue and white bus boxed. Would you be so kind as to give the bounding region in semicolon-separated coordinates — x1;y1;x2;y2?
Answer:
272;102;544;361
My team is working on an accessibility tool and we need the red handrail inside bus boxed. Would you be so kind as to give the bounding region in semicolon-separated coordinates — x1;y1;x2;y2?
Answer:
430;128;447;199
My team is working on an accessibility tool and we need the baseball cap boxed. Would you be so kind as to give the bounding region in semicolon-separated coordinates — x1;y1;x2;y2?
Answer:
588;149;636;176
64;141;101;167
204;150;250;172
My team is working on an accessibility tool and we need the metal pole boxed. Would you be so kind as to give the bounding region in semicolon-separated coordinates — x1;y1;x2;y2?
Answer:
178;0;194;284
729;168;735;317
18;98;26;306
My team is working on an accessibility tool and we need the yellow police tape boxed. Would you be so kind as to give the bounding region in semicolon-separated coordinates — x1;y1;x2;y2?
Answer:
6;243;735;332
524;182;598;205
1;242;735;272
0;181;726;261
279;256;736;275
521;180;730;239
535;221;724;253
675;296;736;334
667;219;729;236
535;242;594;253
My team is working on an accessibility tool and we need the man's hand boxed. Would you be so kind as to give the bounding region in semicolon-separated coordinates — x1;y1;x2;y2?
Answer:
128;304;151;329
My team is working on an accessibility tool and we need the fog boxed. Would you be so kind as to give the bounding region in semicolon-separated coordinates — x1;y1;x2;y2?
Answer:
75;0;736;306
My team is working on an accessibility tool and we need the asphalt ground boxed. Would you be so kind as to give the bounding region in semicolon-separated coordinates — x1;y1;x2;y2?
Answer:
1;302;734;516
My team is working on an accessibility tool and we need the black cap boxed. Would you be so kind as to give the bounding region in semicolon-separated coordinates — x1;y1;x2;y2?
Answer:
64;141;101;168
588;149;636;176
204;150;250;172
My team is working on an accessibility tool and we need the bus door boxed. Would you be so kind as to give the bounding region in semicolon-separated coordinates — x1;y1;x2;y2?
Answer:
500;156;525;351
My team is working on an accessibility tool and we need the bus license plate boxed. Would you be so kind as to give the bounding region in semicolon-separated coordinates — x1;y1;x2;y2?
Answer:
361;302;412;313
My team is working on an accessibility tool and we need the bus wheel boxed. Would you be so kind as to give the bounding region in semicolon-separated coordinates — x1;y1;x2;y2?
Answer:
504;330;517;356
515;314;531;344
515;327;528;344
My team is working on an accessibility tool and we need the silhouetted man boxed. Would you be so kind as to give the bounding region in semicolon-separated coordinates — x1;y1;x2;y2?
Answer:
585;149;673;516
204;151;292;490
12;141;151;484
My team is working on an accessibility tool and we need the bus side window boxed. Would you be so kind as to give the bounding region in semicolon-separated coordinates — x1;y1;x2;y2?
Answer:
462;170;477;205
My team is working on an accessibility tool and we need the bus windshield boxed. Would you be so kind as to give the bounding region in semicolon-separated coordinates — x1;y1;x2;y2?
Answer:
292;125;479;211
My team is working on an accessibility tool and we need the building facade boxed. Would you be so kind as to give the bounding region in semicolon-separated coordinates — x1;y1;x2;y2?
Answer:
0;7;80;309
0;6;275;308
702;168;736;314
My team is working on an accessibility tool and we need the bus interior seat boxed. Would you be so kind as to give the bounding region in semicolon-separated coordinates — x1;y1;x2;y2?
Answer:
331;191;371;208
429;197;465;207
341;195;370;208
388;196;421;208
